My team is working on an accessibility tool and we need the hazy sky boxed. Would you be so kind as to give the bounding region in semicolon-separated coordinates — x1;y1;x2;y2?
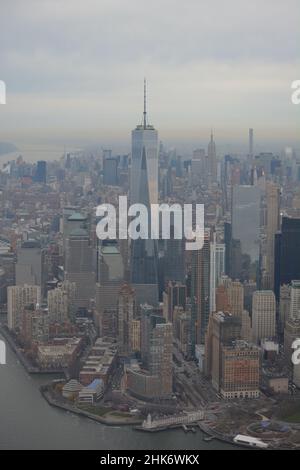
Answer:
0;0;299;151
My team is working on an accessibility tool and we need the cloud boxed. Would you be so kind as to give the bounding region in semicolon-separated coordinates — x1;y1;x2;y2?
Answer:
0;0;299;146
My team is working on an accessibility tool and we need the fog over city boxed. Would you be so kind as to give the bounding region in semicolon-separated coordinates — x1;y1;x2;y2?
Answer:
0;0;299;152
1;0;300;455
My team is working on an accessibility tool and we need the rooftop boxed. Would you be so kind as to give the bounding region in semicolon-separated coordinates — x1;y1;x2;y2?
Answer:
68;212;87;221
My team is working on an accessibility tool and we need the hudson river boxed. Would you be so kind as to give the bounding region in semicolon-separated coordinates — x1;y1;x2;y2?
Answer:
0;332;236;450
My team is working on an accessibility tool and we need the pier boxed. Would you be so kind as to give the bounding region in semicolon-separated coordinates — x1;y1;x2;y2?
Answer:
137;410;205;432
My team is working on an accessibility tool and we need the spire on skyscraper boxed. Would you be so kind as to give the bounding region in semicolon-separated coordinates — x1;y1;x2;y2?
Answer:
143;78;147;129
208;128;217;181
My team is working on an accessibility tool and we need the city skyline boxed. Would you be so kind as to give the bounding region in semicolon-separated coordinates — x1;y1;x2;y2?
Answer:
1;0;300;454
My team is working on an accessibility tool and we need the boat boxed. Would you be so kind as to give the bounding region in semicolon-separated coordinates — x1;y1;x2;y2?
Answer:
233;434;268;449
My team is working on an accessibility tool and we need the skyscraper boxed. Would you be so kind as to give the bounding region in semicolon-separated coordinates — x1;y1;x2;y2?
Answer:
65;228;95;311
16;240;44;290
140;307;173;396
252;290;276;344
103;153;118;186
210;234;225;313
7;284;41;331
162;218;185;284
231;185;260;281
62;210;88;256
21;304;49;346
226;280;244;318
163;281;186;323
130;80;158;206
47;281;76;324
249;128;254;160
220;341;260;399
191;230;210;349
130;148;159;304
205;311;242;389
290;280;300;320
274;217;300;299
208;130;217;182
118;283;135;356
265;182;280;289
35;160;47;183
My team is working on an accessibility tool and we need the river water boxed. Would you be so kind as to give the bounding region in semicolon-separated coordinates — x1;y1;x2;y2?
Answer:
0;332;236;450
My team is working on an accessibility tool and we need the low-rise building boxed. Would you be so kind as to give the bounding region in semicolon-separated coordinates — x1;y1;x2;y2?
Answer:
79;337;118;386
78;379;104;404
37;337;82;369
268;377;289;394
62;379;83;399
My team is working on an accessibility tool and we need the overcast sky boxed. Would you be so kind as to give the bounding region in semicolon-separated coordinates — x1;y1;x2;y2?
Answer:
0;0;299;152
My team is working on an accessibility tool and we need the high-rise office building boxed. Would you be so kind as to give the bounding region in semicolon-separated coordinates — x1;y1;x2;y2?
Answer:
163;281;186;323
249;128;254;160
98;240;124;285
191;148;206;181
290;280;300;320
218;277;244;317
140;308;173;395
220;341;260;399
65;228;95;311
95;240;125;332
279;284;291;333
265;182;280;289
205;311;242;390
20;304;49;346
118;283;135;356
47;281;76;324
216;285;231;312
162;220;185;284
35;160;47;183
252;290;276;344
103;155;118;186
231;185;260;281
131;319;141;352
130;148;159;304
62;210;88;256
126;305;172;400
210;235;225;313
208;131;217;181
191;230;210;349
241;310;252;342
173;307;192;358
227;281;244;318
130;80;158;206
7;284;41;331
130;82;159;305
16;240;44;289
275;217;300;300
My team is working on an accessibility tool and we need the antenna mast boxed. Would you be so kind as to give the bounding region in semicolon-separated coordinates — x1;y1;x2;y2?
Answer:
143;78;147;129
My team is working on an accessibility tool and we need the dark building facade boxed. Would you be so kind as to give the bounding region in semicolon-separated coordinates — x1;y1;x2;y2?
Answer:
35;161;47;183
274;217;300;300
